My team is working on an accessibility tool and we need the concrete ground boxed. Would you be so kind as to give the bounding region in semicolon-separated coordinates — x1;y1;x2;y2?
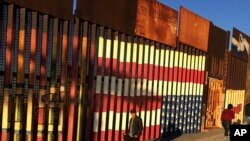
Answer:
146;128;229;141
172;128;228;141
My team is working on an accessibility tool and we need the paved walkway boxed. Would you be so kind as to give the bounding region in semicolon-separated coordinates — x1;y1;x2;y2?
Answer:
172;128;228;141
146;128;229;141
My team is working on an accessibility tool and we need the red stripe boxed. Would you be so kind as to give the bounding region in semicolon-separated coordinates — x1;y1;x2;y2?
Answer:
37;136;43;141
105;57;111;75
119;63;124;77
138;63;143;78
67;104;75;141
131;63;137;78
144;125;160;140
112;59;118;74
1;130;7;141
143;63;149;79
94;94;162;112
38;108;44;124
159;66;164;80
97;58;205;83
178;68;183;82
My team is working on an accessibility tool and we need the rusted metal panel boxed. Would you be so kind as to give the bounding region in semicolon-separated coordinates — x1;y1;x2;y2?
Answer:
231;27;250;62
207;24;230;79
135;1;177;47
3;0;73;20
76;0;178;47
226;53;248;89
179;6;210;52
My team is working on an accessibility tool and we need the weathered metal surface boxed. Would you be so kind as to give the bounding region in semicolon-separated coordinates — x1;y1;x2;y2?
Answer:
179;6;210;52
226;52;247;89
205;78;223;128
135;0;177;47
3;0;72;20
231;27;250;62
76;0;178;47
207;24;230;79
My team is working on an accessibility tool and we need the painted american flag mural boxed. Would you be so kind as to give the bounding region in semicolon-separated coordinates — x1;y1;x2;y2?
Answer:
86;24;206;140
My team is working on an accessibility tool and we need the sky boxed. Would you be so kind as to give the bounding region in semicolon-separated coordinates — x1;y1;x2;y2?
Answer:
159;0;250;36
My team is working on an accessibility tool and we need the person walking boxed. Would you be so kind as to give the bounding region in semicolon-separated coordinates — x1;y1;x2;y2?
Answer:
244;100;250;124
124;109;143;141
221;104;235;136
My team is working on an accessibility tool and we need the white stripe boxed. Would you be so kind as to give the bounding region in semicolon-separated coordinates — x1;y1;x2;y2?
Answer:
179;51;183;68
149;44;155;65
142;79;147;96
163;81;167;96
130;79;135;97
93;112;99;132
96;76;102;93
115;113;121;130
155;48;160;66
124;79;129;96
111;77;116;95
108;111;114;129
158;81;163;96
153;80;158;96
97;76;204;96
117;79;123;96
144;43;149;64
172;81;177;95
132;38;138;63
169;50;174;68
191;54;195;70
141;109;161;127
136;79;141;96
120;35;126;62
160;49;165;67
138;39;144;64
193;81;197;96
148;81;153;96
174;50;179;67
183;50;187;69
165;49;170;67
113;32;119;59
199;84;204;96
104;76;109;94
168;81;172;95
98;27;104;58
126;37;132;63
156;109;161;125
106;30;112;58
189;82;193;95
202;56;206;71
122;112;128;130
187;53;192;69
177;82;181;96
198;55;202;71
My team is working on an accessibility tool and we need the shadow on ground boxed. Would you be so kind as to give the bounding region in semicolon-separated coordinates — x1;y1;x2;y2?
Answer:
155;124;183;141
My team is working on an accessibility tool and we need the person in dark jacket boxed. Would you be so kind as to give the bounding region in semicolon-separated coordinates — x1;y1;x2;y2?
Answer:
221;104;235;136
124;109;143;141
244;100;250;124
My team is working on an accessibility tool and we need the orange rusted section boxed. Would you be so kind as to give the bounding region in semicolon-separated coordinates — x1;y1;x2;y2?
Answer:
179;6;210;52
135;0;177;47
